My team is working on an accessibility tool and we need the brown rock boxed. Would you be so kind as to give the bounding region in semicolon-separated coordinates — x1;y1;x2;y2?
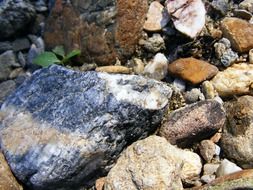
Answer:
159;100;226;148
44;0;148;66
143;1;169;32
96;177;106;190
221;95;253;169
221;17;253;52
193;169;253;190
95;66;131;74
168;58;218;84
211;63;253;97
0;152;23;190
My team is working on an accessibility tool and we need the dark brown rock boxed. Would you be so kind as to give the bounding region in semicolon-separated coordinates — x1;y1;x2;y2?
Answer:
44;0;148;65
167;58;219;85
221;17;253;53
221;95;253;169
159;100;226;148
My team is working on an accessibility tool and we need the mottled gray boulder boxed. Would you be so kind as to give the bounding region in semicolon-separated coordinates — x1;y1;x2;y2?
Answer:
0;0;36;39
0;65;172;190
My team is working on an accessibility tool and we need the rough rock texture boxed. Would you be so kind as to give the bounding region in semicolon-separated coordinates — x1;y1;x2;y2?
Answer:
143;1;169;32
144;53;168;80
166;0;206;38
104;136;202;190
44;0;148;65
221;96;253;169
199;140;216;163
0;0;36;39
168;58;218;84
95;66;131;74
211;63;253;97
159;100;226;147
216;159;242;177
0;80;16;106
193;170;253;190
0;50;20;82
0;65;173;190
221;17;253;53
0;151;23;190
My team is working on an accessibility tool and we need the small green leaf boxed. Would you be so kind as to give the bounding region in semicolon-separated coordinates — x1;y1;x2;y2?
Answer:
65;49;81;60
33;52;61;67
52;45;65;57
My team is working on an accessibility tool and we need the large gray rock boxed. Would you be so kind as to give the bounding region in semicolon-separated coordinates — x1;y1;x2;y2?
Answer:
0;0;36;39
0;65;172;190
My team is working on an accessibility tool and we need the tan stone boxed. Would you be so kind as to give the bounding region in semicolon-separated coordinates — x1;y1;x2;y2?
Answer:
44;0;148;66
0;152;23;190
104;136;202;190
95;66;131;74
143;1;169;32
221;17;253;52
168;57;218;84
193;169;253;190
211;63;253;97
96;177;106;190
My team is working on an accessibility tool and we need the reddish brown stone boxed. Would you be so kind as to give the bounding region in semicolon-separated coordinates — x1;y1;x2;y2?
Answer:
168;58;218;84
44;0;148;65
158;100;226;148
221;17;253;53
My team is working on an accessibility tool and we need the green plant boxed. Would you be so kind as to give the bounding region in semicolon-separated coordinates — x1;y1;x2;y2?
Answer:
33;46;81;68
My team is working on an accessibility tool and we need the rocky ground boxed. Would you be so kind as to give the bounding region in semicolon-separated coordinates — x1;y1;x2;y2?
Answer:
0;0;253;190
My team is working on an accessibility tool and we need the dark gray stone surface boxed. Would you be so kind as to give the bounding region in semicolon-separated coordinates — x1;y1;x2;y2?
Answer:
0;65;172;190
0;0;36;39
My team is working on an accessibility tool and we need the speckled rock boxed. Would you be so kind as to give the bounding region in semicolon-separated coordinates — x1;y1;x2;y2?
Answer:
221;96;253;169
221;17;253;53
0;151;23;190
214;38;238;67
139;33;165;53
211;63;253;97
0;80;16;106
0;0;36;39
143;1;170;32
166;0;206;38
168;57;219;85
159;100;226;147
0;65;173;190
193;170;253;190
104;136;202;190
199;140;216;163
0;51;20;82
249;49;253;64
239;0;253;13
44;0;148;65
